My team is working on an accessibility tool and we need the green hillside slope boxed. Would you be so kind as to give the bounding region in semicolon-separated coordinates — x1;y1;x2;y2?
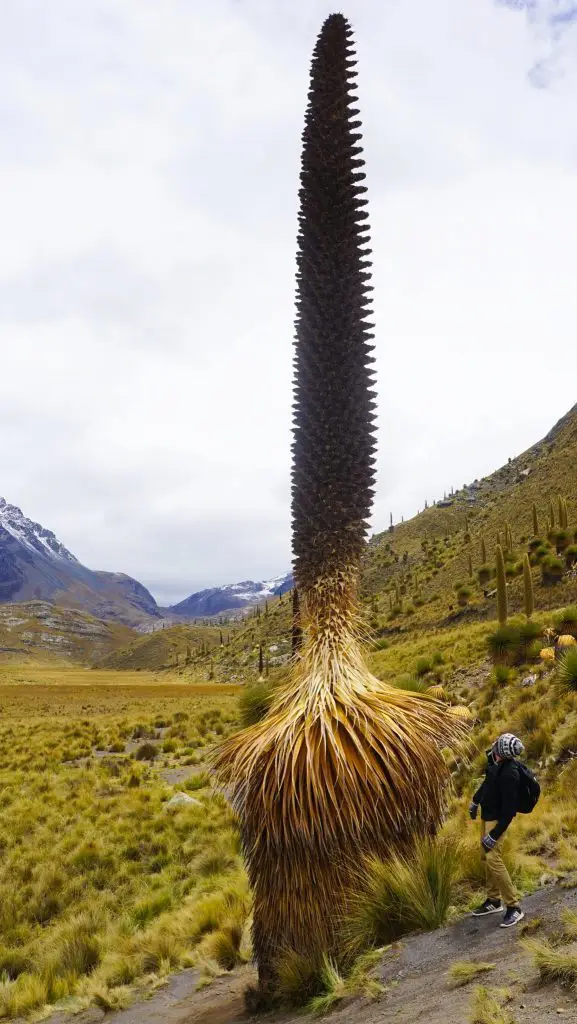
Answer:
361;403;577;632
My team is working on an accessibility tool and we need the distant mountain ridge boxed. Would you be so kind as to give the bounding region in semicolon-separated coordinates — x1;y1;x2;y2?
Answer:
0;495;293;628
169;572;293;619
0;497;160;627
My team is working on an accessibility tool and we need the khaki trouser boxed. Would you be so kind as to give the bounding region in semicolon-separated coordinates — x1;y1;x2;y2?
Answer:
483;821;518;907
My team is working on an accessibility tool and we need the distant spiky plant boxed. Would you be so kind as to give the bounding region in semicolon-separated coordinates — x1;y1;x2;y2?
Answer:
550;499;556;529
523;554;534;619
480;536;487;564
212;13;465;992
532;503;539;538
496;544;508;626
292;588;302;655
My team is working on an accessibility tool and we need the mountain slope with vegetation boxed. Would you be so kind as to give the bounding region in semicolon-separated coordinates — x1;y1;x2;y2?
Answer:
361;402;577;629
0;601;135;662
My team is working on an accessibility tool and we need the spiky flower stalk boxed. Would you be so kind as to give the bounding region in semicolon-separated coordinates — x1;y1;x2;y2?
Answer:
523;553;534;619
550;499;556;530
532;503;539;538
213;13;464;989
481;536;487;564
496;544;508;626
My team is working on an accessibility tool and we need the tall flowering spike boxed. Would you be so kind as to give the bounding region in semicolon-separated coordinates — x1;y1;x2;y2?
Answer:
212;14;467;998
292;13;376;593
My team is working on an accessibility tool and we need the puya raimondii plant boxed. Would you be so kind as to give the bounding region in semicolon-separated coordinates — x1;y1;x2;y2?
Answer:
213;13;465;996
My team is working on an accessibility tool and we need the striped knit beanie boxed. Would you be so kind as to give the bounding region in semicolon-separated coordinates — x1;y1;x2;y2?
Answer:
492;733;524;760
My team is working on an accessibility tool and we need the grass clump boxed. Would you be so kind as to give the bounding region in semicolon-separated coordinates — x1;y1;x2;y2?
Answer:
306;950;385;1017
347;836;459;950
238;683;274;727
390;673;430;694
448;961;496;988
275;947;385;1016
525;938;577;989
134;741;158;761
469;986;516;1024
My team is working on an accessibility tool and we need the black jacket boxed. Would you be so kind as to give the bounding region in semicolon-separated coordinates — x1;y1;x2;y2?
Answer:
473;758;520;841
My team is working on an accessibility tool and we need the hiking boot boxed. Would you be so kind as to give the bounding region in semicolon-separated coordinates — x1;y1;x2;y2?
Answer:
472;898;504;917
500;906;525;928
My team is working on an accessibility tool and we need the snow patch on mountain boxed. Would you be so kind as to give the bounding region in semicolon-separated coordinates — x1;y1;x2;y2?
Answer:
169;571;293;618
0;498;78;563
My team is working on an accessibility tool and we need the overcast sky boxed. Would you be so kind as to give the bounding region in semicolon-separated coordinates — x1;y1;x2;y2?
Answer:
1;0;577;605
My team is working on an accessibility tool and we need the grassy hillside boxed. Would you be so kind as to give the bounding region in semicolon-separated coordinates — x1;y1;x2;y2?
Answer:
360;403;577;631
0;602;135;663
100;595;294;682
98;621;243;673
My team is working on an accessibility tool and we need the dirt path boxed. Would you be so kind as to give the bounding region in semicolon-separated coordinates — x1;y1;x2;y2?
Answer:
51;883;577;1024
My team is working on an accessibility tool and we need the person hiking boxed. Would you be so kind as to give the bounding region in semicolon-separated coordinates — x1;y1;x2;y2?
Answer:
469;733;526;928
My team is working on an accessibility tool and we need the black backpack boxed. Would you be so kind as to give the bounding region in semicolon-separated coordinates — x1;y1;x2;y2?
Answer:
516;762;541;814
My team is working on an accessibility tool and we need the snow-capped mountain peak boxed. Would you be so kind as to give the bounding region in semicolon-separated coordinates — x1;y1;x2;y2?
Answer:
0;497;79;563
170;570;293;618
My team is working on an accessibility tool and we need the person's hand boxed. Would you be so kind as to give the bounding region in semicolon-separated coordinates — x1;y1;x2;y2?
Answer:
469;802;478;821
481;833;496;852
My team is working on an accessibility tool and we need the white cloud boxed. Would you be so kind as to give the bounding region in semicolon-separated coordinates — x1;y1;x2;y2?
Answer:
0;0;576;602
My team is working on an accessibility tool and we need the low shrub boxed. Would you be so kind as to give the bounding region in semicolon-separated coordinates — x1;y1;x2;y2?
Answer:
566;546;577;569
372;637;390;651
487;625;521;665
456;586;473;607
135;742;158;762
488;622;543;666
391;674;429;694
553;529;572;554
541;555;565;585
554;606;577;636
415;657;433;677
